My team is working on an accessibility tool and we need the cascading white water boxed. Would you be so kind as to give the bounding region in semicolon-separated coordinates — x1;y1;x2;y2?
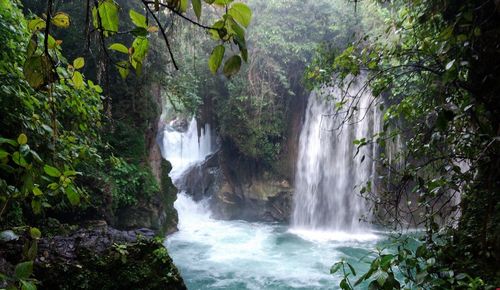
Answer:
162;101;382;290
292;79;381;232
160;117;214;181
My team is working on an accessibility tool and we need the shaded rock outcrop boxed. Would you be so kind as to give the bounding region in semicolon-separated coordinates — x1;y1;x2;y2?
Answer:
0;222;186;290
114;83;178;235
177;151;293;223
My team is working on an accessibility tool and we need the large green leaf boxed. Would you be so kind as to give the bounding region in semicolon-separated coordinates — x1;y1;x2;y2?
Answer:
129;9;147;28
14;261;33;280
208;45;225;74
92;0;119;37
228;3;252;28
223;54;241;77
23;55;56;89
44;165;61;177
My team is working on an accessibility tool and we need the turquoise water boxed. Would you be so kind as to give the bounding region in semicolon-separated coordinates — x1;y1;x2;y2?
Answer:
165;194;387;290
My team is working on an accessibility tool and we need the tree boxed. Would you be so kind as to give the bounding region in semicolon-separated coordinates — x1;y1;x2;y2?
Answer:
319;0;500;288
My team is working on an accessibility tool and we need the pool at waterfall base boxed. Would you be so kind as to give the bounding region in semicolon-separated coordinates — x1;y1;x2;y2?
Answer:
165;193;386;290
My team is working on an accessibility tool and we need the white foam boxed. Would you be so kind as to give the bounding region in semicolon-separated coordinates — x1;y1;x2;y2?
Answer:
289;228;380;243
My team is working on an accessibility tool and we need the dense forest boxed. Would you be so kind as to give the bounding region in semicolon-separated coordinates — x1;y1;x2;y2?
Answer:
0;0;498;289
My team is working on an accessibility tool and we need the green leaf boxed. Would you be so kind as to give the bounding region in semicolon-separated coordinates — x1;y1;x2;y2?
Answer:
213;0;233;5
228;3;252;28
109;43;129;54
72;71;84;89
14;261;33;279
223;55;241;77
380;254;394;270
92;0;119;37
20;280;36;290
131;37;149;63
208;45;225;74
66;185;80;206
31;199;42;215
28;18;46;31
73;57;85;69
129;9;147;28
51;12;71;28
12;152;28;167
330;262;342;274
64;170;79;176
44;165;61;177
192;0;202;19
0;137;17;146
23;55;56;89
17;134;27;145
116;61;130;79
339;279;351;290
32;187;43;196
373;270;389;286
179;0;188;12
26;241;38;261
30;227;42;239
347;263;357;276
0;149;8;159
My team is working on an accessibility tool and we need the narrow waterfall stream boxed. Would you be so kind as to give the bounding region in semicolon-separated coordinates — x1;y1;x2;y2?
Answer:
163;92;384;289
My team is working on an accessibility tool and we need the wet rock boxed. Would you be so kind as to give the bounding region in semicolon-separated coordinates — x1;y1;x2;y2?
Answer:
0;223;186;290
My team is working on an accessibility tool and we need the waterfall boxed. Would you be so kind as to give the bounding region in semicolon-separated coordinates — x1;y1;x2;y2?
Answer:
160;117;214;182
292;79;381;232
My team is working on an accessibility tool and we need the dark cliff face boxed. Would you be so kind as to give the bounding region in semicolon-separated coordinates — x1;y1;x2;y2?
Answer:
114;83;179;235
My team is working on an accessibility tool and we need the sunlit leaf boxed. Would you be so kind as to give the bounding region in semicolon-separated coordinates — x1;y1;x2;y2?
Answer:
17;133;27;145
51;12;71;28
131;36;149;63
73;57;85;69
30;227;42;239
32;187;43;196
72;71;84;89
28;18;46;31
129;9;147;28
109;43;129;54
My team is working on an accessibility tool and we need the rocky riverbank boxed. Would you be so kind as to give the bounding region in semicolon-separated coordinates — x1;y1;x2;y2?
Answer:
0;222;186;290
